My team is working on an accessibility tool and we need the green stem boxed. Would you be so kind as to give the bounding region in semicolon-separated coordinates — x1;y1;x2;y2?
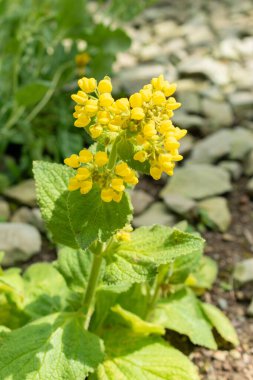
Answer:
107;136;119;169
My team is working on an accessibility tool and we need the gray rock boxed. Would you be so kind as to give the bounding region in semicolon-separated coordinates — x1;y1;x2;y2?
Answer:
131;190;154;216
162;194;196;216
0;223;41;266
11;207;44;232
248;298;253;317
234;258;253;284
219;161;242;180
229;127;253;160
172;112;204;131
246;178;253;196
244;150;253;177
202;99;233;127
229;92;253;118
190;129;231;164
178;92;201;114
178;57;230;86
4;179;36;206
179;134;194;155
153;21;182;40
139;44;163;62
198;197;231;232
0;200;10;221
133;202;177;228
160;164;232;200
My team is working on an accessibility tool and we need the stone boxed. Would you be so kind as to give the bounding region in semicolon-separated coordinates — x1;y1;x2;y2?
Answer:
0;200;10;221
160;164;232;200
229;92;253;118
153;21;182;40
202;99;233;127
178;57;231;86
246;178;253;196
244;150;253;177
179;134;194;155
177;92;201;114
190;129;231;163
162;194;196;216
133;202;177;228
218;38;240;60
234;258;253;283
11;207;44;232
0;223;41;266
131;190;154;216
219;161;242;181
4;179;36;206
198;197;231;232
172;112;204;131
248;298;253;317
139;44;162;62
229;127;253;160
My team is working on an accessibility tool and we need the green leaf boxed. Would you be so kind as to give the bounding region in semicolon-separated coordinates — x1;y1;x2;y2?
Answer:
33;161;133;250
201;302;239;347
23;263;69;318
93;327;199;380
111;304;165;336
54;246;92;293
150;289;217;349
0;313;104;380
186;256;218;292
117;138;150;174
15;81;51;107
104;226;204;285
169;249;202;284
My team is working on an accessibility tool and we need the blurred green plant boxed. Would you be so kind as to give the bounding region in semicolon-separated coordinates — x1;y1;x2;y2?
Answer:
0;0;152;184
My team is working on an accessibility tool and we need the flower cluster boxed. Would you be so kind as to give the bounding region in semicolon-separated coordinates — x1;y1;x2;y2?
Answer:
66;74;186;202
64;149;138;203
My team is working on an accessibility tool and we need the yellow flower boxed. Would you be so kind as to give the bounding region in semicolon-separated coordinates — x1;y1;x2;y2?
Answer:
164;136;180;150
75;52;90;67
95;152;108;167
99;93;114;107
71;91;88;105
85;99;98;115
80;180;93;194
112;191;123;203
116;230;131;241
115;162;131;177
115;98;130;112
133;151;148;162
140;88;152;102
90;126;103;139
98;77;112;93
166;97;181;110
111;178;125;192
97;111;110;125
79;149;93;163
152;91;166;105
76;167;91;181
129;93;143;108
74;115;91;128
143;123;157;137
163;82;177;97
124;173;138;185
131;107;145;120
101;188;114;202
150;166;162;180
64;154;80;168
151;75;165;90
68;177;80;191
78;77;97;93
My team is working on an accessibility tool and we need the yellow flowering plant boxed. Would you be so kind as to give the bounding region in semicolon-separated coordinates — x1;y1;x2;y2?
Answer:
0;76;238;380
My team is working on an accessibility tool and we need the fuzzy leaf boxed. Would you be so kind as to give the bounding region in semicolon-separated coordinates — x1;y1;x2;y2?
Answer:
150;289;217;349
201;302;239;347
0;313;104;380
93;327;199;380
186;256;218;292
104;226;204;285
33;161;133;250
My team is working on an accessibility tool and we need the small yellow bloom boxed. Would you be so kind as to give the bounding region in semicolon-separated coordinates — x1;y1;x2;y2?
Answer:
166;97;181;110
71;91;88;105
75;52;90;67
98;78;112;93
150;166;162;180
101;188;114;202
131;107;145;120
116;230;131;241
78;77;97;93
112;191;123;203
140;88;152;102
129;93;143;108
152;91;166;106
85;99;98;115
74;115;91;128
68;177;80;191
64;154;80;168
172;154;183;161
136;134;147;145
111;178;125;192
95;151;108;167
76;167;91;181
164;137;180;150
115;162;131;177
80;180;93;194
158;120;173;134
90;125;103;139
115;98;130;112
97;111;110;125
143;123;157;137
99;93;114;107
174;128;187;140
79;149;93;163
134;150;148;162
163;82;177;97
124;173;138;185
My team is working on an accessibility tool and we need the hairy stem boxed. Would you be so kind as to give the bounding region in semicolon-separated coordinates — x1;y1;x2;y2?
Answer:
83;241;104;329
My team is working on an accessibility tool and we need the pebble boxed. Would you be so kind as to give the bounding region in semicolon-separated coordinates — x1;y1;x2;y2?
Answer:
4;179;36;206
131;189;154;216
0;200;10;221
